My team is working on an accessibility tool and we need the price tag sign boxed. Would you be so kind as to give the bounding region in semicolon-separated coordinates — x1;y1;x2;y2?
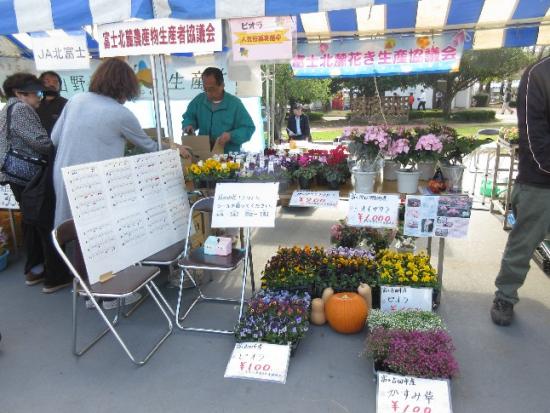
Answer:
347;193;400;228
224;342;291;384
0;185;19;210
377;373;452;413
212;183;279;228
380;286;433;312
289;191;339;208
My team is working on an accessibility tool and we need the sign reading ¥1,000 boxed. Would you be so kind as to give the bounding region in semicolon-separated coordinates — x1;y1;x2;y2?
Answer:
347;193;400;229
224;342;291;384
377;372;452;413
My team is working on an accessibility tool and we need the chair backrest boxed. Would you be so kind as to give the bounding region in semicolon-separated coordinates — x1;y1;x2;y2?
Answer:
51;219;88;282
183;197;214;256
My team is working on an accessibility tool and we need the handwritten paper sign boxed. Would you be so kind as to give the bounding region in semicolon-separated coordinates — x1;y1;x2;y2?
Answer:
224;342;291;384
377;372;452;413
212;183;279;228
229;16;294;62
347;193;400;228
0;185;19;210
62;150;189;284
404;195;472;238
380;286;433;312
289;191;339;208
32;34;90;71
98;18;222;57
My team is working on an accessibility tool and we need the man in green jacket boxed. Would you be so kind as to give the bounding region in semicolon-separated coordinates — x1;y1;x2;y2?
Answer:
182;67;255;153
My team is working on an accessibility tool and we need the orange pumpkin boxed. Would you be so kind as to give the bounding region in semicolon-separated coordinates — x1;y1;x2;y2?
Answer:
325;292;368;334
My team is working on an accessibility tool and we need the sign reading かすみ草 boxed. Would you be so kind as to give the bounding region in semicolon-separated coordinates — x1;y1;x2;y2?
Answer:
377;372;452;413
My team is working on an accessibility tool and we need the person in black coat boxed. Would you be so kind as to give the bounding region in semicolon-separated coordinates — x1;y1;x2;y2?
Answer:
286;104;311;141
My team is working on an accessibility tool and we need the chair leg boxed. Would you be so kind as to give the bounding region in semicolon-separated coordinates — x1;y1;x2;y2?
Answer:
72;279;118;357
73;282;173;365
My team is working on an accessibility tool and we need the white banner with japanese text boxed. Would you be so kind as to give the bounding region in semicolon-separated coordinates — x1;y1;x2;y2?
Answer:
98;18;222;57
292;31;465;78
32;34;90;71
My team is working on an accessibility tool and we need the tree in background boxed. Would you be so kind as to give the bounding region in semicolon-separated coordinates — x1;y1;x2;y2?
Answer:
267;64;332;140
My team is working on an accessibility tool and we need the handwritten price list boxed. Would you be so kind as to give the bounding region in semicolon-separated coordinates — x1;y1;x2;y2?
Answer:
224;342;290;384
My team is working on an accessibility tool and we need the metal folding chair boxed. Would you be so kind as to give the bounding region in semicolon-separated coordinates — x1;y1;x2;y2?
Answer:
175;197;252;335
52;219;173;366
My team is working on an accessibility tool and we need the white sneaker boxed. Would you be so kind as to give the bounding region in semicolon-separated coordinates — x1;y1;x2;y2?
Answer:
85;292;142;310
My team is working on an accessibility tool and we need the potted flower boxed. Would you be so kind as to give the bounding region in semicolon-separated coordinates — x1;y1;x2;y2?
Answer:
440;131;492;192
377;249;439;289
367;309;447;332
321;145;349;189
345;126;389;193
330;220;396;252
413;129;444;180
387;129;421;194
187;158;240;189
292;154;317;189
366;327;459;378
500;126;519;145
0;227;8;271
317;247;377;292
261;245;325;294
234;289;311;354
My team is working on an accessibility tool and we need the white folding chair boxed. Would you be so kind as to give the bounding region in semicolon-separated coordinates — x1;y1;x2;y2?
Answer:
52;219;173;366
175;197;252;334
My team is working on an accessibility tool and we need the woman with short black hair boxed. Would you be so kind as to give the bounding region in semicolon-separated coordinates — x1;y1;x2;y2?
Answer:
0;72;72;292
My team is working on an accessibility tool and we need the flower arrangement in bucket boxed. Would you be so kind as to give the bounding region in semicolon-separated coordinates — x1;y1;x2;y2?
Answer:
345;126;389;193
0;227;9;271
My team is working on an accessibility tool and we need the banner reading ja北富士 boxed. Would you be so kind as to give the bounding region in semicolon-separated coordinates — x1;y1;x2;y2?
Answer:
292;31;465;78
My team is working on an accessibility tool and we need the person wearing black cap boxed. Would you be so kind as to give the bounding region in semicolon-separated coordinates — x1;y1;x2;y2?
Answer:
286;104;311;141
36;71;67;137
0;72;72;293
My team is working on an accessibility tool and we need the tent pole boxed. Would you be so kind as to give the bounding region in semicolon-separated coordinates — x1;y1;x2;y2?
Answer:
264;66;271;147
270;64;276;147
159;55;174;143
150;55;163;150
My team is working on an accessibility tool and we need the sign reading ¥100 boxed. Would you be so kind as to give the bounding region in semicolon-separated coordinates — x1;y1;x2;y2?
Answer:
347;193;400;229
292;31;465;78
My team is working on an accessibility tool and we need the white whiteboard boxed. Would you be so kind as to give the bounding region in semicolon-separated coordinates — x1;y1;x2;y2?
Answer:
62;150;189;284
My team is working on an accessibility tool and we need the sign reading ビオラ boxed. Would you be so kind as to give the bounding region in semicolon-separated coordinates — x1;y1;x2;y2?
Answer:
377;372;452;413
212;183;279;228
380;286;434;312
224;342;290;384
98;18;222;57
293;31;465;78
229;16;293;62
32;33;90;71
348;193;400;229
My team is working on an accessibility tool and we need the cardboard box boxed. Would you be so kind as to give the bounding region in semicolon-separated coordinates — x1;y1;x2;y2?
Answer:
204;236;232;256
181;135;212;161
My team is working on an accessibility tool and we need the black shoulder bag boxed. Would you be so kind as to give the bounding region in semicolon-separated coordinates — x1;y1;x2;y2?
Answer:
2;104;48;184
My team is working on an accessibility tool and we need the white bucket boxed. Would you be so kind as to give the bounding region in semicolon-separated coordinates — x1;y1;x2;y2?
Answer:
396;169;421;194
353;170;377;193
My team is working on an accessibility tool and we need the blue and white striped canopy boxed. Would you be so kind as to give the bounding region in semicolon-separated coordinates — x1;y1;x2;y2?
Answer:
0;0;549;49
